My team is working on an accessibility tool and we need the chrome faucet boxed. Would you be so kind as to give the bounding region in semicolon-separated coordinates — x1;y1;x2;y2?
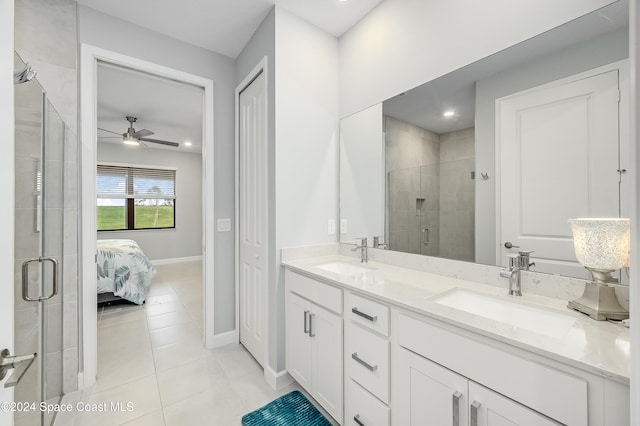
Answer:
352;237;368;263
500;253;522;296
373;236;387;249
516;250;535;271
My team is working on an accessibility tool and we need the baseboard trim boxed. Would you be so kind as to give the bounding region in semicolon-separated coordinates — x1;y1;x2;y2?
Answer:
264;366;294;390
209;329;238;348
152;255;203;265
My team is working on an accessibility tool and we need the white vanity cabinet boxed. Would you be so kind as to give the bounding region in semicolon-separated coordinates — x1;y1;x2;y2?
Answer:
345;292;391;426
282;261;629;426
285;270;344;424
394;312;630;426
396;346;560;426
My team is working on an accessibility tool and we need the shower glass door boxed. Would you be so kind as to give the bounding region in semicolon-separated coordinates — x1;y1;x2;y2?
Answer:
14;52;65;426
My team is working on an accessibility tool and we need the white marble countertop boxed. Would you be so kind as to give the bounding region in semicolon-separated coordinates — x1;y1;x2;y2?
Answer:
282;254;630;384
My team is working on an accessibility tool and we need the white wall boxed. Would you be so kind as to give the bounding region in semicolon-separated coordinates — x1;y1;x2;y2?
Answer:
0;0;15;420
235;6;340;375
339;0;617;118
274;7;339;371
78;6;237;334
629;3;639;424
96;143;203;261
474;27;628;265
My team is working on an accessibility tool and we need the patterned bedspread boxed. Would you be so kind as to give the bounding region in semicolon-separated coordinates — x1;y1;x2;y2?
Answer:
96;239;156;304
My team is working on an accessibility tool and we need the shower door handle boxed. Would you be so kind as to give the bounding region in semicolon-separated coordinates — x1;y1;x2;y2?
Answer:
422;228;429;245
22;257;59;302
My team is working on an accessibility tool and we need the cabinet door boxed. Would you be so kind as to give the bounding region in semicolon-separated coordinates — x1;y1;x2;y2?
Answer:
468;382;562;426
311;303;344;424
396;347;468;426
286;292;313;391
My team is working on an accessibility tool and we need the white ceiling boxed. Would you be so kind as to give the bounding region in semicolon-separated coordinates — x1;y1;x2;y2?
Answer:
76;0;385;59
86;0;384;154
97;62;204;153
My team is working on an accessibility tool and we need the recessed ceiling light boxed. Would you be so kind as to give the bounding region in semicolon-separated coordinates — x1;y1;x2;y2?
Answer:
443;110;455;118
184;141;192;147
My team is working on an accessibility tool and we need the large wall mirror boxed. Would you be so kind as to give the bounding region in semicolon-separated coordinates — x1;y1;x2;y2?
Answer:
339;1;630;281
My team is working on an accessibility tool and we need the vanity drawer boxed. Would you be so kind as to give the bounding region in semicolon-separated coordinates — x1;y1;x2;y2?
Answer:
347;323;390;404
347;293;389;336
285;269;342;314
347;380;390;426
397;313;587;426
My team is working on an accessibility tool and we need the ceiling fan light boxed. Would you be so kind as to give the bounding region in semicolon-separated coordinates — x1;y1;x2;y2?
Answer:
122;133;140;145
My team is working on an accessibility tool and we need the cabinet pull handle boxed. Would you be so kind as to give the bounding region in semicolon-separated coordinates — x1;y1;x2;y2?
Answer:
303;310;310;334
351;307;377;322
309;313;315;337
470;400;481;426
353;414;365;426
351;352;377;371
452;391;462;426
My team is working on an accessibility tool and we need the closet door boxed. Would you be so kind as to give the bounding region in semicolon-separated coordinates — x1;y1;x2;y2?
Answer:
239;69;267;366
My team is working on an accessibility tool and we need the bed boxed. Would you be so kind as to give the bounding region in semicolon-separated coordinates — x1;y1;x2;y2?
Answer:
96;239;156;305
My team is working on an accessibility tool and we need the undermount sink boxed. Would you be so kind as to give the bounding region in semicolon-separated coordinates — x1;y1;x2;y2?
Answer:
315;261;375;276
432;288;576;339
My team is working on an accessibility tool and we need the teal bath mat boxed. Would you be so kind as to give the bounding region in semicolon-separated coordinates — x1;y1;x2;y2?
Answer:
241;390;332;426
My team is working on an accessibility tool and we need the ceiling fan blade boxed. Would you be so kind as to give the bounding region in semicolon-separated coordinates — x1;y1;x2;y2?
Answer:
98;127;123;136
140;137;180;147
133;129;154;138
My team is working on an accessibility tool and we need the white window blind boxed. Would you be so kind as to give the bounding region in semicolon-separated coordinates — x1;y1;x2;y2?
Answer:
97;165;176;200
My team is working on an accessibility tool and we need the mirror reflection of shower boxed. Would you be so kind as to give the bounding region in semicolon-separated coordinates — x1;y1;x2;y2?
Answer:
386;116;475;262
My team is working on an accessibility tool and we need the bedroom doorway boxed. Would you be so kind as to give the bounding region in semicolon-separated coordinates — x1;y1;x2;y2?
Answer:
80;45;215;389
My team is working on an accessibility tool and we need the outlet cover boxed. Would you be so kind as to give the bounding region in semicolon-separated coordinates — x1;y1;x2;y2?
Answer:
328;219;336;235
217;218;231;232
340;219;348;234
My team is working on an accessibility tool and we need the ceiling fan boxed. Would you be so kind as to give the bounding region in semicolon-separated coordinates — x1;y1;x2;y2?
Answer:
98;116;180;147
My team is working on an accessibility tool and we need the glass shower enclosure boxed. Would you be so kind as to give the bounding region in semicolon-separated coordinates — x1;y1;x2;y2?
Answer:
14;52;68;426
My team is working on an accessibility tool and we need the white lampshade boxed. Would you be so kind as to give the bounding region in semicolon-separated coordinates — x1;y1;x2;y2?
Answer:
568;218;630;270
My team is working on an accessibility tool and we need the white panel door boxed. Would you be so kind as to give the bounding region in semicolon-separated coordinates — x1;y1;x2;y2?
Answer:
239;70;267;366
395;347;469;426
311;303;343;424
498;69;620;277
468;382;561;426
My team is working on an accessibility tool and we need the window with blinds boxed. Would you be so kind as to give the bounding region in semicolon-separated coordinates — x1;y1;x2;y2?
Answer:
97;164;176;231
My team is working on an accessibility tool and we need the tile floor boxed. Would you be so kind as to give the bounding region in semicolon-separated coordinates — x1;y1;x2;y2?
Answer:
53;261;316;426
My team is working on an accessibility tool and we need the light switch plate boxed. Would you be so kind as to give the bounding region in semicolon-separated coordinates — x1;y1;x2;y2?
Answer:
340;219;348;234
217;218;231;232
328;219;336;235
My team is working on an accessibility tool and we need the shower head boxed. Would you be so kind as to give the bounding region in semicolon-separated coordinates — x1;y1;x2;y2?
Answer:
14;63;37;84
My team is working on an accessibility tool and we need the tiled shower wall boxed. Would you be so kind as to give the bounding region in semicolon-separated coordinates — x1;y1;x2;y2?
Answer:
386;116;475;261
386;116;440;255
15;0;79;396
438;128;475;262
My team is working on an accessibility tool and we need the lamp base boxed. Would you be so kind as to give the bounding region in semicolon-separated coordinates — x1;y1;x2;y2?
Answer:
567;282;629;321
